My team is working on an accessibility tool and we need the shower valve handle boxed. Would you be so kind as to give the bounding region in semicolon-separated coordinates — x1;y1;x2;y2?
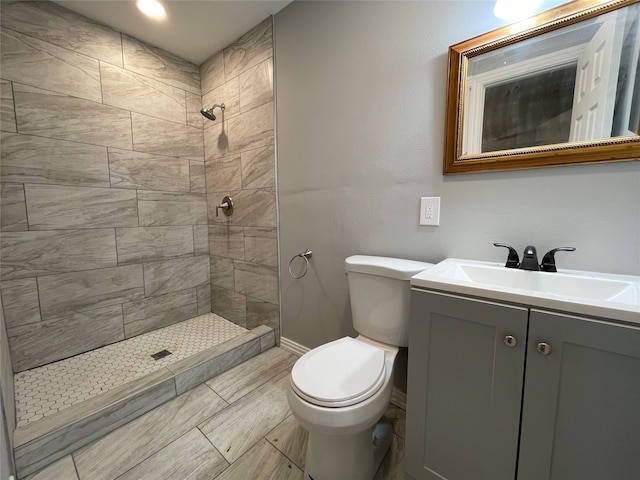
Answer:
216;196;234;217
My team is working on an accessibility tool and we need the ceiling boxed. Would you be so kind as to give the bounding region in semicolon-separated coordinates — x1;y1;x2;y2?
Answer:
53;0;292;65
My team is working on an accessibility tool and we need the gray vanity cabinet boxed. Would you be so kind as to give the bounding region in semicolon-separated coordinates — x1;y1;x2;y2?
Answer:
518;309;640;480
406;289;640;480
405;290;528;480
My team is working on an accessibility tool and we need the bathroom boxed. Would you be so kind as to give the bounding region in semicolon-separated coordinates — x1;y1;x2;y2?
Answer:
1;0;639;479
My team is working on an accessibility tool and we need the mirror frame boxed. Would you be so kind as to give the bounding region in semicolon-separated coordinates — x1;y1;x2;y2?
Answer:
444;0;640;175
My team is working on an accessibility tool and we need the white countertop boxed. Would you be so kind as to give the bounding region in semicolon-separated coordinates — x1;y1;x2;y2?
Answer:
410;258;640;325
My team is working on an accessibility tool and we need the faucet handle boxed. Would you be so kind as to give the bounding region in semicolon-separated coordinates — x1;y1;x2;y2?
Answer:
540;247;576;272
493;243;520;269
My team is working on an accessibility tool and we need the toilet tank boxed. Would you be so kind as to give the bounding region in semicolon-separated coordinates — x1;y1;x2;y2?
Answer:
345;255;433;347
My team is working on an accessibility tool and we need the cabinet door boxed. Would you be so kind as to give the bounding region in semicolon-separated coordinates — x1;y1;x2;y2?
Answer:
405;290;528;480
518;310;640;480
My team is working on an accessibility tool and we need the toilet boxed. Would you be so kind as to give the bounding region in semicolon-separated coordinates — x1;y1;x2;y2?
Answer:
287;255;433;480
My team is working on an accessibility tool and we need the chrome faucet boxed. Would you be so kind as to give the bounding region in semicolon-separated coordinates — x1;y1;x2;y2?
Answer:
494;243;576;272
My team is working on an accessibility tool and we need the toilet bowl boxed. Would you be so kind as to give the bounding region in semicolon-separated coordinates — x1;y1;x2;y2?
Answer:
287;255;433;480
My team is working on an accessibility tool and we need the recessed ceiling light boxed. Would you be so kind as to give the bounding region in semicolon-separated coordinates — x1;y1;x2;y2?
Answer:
136;0;166;19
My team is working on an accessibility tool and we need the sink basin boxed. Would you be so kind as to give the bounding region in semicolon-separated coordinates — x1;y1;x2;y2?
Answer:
411;258;640;324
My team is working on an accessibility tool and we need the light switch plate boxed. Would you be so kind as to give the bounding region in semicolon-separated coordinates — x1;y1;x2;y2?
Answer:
420;197;440;226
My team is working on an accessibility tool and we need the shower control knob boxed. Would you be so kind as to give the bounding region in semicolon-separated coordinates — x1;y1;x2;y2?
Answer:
503;335;517;347
215;196;234;217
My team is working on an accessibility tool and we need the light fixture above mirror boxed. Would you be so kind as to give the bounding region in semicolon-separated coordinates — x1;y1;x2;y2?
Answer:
494;0;544;20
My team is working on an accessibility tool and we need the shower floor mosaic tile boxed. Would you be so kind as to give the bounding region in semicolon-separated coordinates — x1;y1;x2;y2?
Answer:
14;313;247;427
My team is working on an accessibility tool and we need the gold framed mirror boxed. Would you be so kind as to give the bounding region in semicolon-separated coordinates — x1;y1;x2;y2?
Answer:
444;0;640;174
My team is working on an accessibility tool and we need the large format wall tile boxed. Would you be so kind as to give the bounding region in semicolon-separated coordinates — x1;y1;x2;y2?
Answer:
247;298;280;331
132;112;204;158
38;265;144;320
206;153;242;192
227;101;274;154
190;160;206;193
0;183;28;231
13;83;133;149
138;191;207;226
0;2;211;369
203;121;229;160
122;35;200;94
197;284;212;314
8;305;125;372
0;229;117;280
202;76;240;119
234;261;279;304
25;184;138;230
0;1;123;66
123;288;198;338
193;225;209;255
223;17;273;80
210;188;276;227
108;148;190;192
116;226;194;265
186;91;203;129
100;63;186;124
208;224;245;260
200;50;225;96
239;58;273;113
1;28;101;102
244;226;277;266
143;256;210;297
0;278;41;330
210;256;235;290
241;145;275;189
1;79;16;132
211;286;246;326
1;133;110;187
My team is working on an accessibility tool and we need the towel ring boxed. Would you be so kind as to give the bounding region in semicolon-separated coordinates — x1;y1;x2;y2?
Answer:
288;249;312;279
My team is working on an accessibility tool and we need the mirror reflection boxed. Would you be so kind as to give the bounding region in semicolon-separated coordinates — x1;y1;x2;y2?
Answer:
462;3;640;155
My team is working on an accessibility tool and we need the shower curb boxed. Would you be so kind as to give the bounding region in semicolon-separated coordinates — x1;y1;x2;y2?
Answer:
12;325;275;479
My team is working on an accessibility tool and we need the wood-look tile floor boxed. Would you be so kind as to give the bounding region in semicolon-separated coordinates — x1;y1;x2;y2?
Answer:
25;347;405;480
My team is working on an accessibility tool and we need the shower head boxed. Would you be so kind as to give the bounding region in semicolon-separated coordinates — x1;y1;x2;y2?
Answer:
200;103;225;121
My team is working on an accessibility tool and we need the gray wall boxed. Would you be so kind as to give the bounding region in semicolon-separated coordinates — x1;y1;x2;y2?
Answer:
0;1;211;372
200;19;280;338
275;1;640;350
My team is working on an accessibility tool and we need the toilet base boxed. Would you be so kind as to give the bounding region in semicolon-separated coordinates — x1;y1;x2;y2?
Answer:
304;421;393;480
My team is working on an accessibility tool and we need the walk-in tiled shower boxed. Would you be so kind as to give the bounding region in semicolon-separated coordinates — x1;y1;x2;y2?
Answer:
14;314;246;427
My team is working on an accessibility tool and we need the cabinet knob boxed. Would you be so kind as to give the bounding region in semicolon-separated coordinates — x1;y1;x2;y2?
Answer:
503;335;518;347
536;342;552;355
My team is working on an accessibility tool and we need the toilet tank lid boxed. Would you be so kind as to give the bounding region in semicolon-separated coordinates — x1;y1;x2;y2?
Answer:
345;255;433;280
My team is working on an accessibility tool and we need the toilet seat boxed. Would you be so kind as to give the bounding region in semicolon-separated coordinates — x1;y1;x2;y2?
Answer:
291;337;386;408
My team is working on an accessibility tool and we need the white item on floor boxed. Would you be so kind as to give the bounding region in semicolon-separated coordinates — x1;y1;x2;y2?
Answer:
287;255;432;480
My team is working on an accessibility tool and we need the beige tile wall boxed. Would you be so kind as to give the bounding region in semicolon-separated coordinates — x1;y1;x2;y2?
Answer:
0;1;211;372
200;18;279;337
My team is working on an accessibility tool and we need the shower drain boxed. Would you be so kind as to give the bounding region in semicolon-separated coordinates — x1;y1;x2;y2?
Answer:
151;349;172;360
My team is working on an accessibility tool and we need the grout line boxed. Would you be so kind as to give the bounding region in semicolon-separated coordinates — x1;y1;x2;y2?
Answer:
9;80;18;132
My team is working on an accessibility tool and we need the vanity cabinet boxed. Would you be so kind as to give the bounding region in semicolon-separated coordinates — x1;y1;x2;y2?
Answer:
405;289;640;480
